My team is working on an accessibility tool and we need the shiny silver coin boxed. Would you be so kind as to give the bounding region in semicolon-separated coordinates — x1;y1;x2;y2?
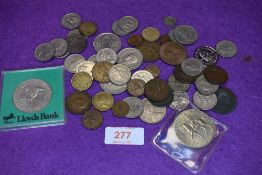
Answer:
139;98;166;124
169;92;189;111
108;64;131;85
194;46;218;66
100;82;127;94
96;48;118;64
216;40;237;58
193;91;217;110
34;43;55;62
195;75;219;95
181;58;204;76
164;16;176;27
13;79;52;113
77;61;95;78
87;54;96;63
123;97;144;118
93;33;121;52
118;16;138;34
64;54;85;73
112;20;128;36
61;13;81;30
67;29;82;38
174;25;198;45
131;70;154;83
168;75;190;92
57;51;70;59
117;48;143;70
49;38;68;57
173;109;216;148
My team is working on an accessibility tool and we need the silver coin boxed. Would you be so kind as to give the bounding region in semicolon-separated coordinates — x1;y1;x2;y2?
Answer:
194;46;218;66
112;20;128;36
67;29;82;38
93;33;121;52
100;82;127;94
216;40;237;58
164;16;176;27
96;48;118;64
168;75;190;92
169;92;189;111
139;98;166;124
195;75;219;95
57;51;70;59
108;64;131;85
131;70;154;83
61;13;81;30
49;38;68;57
181;58;204;76
173;109;216;148
64;54;85;73
77;61;95;78
174;25;198;45
87;54;96;63
123;97;144;118
13;79;52;113
117;48;143;70
118;16;138;34
193;91;217;110
34;43;55;62
168;29;176;42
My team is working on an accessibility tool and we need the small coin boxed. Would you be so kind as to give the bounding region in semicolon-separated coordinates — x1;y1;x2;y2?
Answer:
61;13;81;30
67;29;82;38
128;34;143;47
87;54;97;63
79;22;97;36
203;65;228;85
71;72;92;91
100;82;127;94
34;43;55;62
194;46;218;66
93;33;121;52
174;25;198;45
108;64;131;85
169;91;189;111
159;34;171;45
64;54;85;73
164;16;176;27
145;64;160;78
181;58;204;76
96;48;118;64
131;70;154;83
92;92;114;111
168;75;190;92
137;41;161;62
78;61;95;78
149;91;174;107
66;34;87;54
216;40;237;58
118;16;139;34
145;79;171;102
173;65;197;83
66;91;91;114
123;97;144;118
92;61;113;83
49;38;68;57
160;41;187;65
127;79;145;97
82;110;103;130
142;27;160;42
117;48;143;70
193;91;217;110
112;101;129;117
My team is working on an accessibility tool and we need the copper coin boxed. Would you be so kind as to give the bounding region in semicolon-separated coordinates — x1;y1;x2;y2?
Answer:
160;41;187;65
173;65;197;83
203;65;228;85
79;22;97;36
128;34;143;47
159;34;171;45
66;91;91;114
127;79;146;97
92;61;113;83
82;110;103;130
145;64;160;78
137;41;161;62
112;101;129;117
145;79;171;102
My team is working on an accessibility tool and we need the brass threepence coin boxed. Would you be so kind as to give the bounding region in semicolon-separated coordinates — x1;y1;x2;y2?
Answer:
142;27;160;42
128;34;143;47
145;64;160;78
71;72;92;91
203;65;228;85
66;91;92;114
82;110;103;130
137;41;161;62
127;79;146;97
112;101;129;117
145;79;171;102
92;61;113;83
79;22;97;36
92;92;114;111
159;34;171;45
173;65;197;83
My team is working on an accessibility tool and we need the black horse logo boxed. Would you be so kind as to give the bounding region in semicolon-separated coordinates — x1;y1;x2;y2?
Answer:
3;113;16;124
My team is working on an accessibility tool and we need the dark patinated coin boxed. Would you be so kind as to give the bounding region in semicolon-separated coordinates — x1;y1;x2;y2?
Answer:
66;91;91;114
145;64;160;78
82;110;103;130
66;34;87;53
149;91;174;107
159;34;171;45
203;65;228;85
194;46;218;66
128;34;143;47
173;65;197;83
213;87;237;114
137;41;161;62
79;22;97;36
127;79;145;97
112;101;129;117
145;79;171;102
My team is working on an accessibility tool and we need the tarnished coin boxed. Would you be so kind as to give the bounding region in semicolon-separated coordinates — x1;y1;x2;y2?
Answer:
118;16;138;34
139;98;166;124
87;54;97;63
181;58;204;76
137;41;161;62
195;75;219;95
112;20;128;36
34;43;55;62
93;33;121;52
112;101;129;117
142;27;160;42
92;61;113;83
173;25;198;45
203;65;228;85
71;72;92;91
173;109;216;148
66;91;91;114
149;91;174;107
67;29;82;38
13;79;52;113
117;48;143;70
123;97;144;118
100;82;127;95
92;92;114;111
66;34;87;53
160;41;187;65
108;64;131;85
128;34;143;47
79;22;97;36
96;48;118;64
169;91;189;111
164;16;176;27
49;38;68;57
193;91;217;110
145;64;160;78
168;28;176;42
194;46;218;66
61;13;81;30
78;61;95;78
145;79;171;102
131;70;154;83
168;75;190;92
64;54;85;73
159;34;171;45
82;110;103;130
173;65;197;83
127;79;145;97
216;40;237;58
57;51;70;59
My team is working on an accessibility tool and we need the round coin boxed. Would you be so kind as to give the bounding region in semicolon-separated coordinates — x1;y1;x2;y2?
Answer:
193;91;217;110
216;40;237;58
149;91;174;107
34;43;55;62
79;22;97;36
169;91;189;111
49;38;68;57
137;41;161;62
118;16;139;34
92;92;114;111
145;64;160;78
117;48;143;70
61;13;81;30
195;75;219;95
108;64;131;85
142;27;160;42
66;91;91;114
181;58;204;76
82;110;103;130
66;34;87;53
112;20;128;36
174;25;198;45
67;29;82;38
194;46;218;66
168;75;190;92
123;97;144;118
96;48;118;64
112;101;129;117
100;82;127;94
173;65;197;83
93;33;121;52
92;61;113;83
64;54;85;73
131;70;154;83
78;61;95;78
159;34;171;45
145;79;171;102
71;72;92;91
128;34;143;47
164;16;176;27
203;65;228;85
127;79;145;97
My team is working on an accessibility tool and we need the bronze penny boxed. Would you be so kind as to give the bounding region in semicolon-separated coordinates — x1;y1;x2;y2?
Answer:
128;34;143;47
137;41;161;62
79;22;97;36
82;110;103;130
66;91;91;114
145;64;160;78
203;65;228;85
160;41;187;65
159;34;171;45
145;78;171;102
112;101;129;117
127;79;146;97
173;65;197;83
92;92;114;111
92;61;113;83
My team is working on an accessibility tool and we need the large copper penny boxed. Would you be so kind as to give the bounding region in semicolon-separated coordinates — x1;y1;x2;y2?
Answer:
92;61;113;83
160;41;187;65
92;92;114;111
79;22;97;36
145;64;160;78
145;79;171;102
127;79;146;97
203;65;228;85
66;91;91;114
173;65;197;83
137;41;161;62
128;34;143;47
112;101;129;117
159;34;171;45
82;110;103;130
